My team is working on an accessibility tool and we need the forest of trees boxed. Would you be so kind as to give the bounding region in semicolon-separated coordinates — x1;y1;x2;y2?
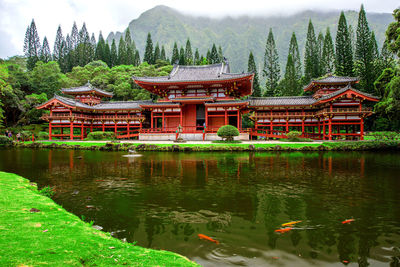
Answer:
1;5;399;130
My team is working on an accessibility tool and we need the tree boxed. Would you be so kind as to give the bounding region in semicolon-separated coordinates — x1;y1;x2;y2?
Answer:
386;8;400;57
153;43;160;63
185;39;193;65
247;51;261;97
117;37;127;65
218;46;224;62
288;32;302;80
194;49;200;65
210;44;219;64
125;28;135;65
95;32;106;62
29;61;66;98
110;39;117;67
160;46;166;61
40;37;51;63
335;12;354;76
143;33;154;64
321;27;335;74
76;23;92;66
354;4;375;93
134;50;141;66
263;28;280;96
217;125;239;141
317;32;324;74
179;47;185;65
381;39;395;69
370;31;379;59
304;20;319;82
171;42;179;64
23;19;41;70
103;42;111;67
280;54;300;96
53;26;64;63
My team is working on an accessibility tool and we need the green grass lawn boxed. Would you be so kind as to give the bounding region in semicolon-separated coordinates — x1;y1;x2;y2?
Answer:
0;171;198;266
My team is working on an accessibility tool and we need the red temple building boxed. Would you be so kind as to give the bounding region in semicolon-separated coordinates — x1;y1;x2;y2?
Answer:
37;61;379;141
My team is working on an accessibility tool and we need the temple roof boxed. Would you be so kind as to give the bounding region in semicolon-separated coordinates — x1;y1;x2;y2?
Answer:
133;62;253;84
304;75;359;91
318;85;379;102
61;82;113;97
249;96;316;107
205;99;249;106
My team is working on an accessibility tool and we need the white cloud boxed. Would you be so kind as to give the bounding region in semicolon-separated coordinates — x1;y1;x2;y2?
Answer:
0;0;398;58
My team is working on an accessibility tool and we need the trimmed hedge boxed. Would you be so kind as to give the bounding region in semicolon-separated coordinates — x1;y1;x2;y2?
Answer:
286;131;302;139
217;125;239;141
85;131;115;140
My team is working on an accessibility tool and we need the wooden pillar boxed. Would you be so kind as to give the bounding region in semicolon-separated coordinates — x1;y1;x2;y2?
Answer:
236;109;240;130
151;110;154;129
286;108;289;132
49;121;52;140
162;108;165;130
102;120;105;132
127;120;130;136
360;117;364;140
301;119;305;135
322;119;326;140
60;127;63;140
328;117;332;141
205;107;208;129
70;120;73;140
224;108;228;125
114;120;117;135
81;121;84;140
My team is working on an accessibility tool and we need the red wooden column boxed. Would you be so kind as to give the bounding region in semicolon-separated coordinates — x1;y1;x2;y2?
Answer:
360;117;364;140
114;120;117;135
205;107;208;129
322;119;326;140
328;117;332;140
301;119;305;135
70;120;73;140
162;108;165;130
236;109;240;130
286;108;289;132
49;121;52;140
81;121;84;140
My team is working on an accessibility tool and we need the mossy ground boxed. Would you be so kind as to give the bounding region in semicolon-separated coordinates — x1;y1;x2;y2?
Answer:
0;171;198;266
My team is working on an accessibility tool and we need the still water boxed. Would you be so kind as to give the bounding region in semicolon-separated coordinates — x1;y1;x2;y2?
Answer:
0;148;399;266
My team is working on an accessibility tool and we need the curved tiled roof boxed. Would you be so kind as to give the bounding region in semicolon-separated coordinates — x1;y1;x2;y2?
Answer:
318;85;379;101
249;96;316;106
61;82;113;97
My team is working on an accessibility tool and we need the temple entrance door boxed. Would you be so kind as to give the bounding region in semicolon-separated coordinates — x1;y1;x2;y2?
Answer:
229;116;238;128
196;104;205;131
182;104;197;132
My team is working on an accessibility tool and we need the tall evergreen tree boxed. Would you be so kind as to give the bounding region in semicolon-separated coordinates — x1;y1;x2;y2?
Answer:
370;31;379;59
281;54;300;96
70;22;79;49
179;47;185;65
77;23;92;66
263;28;280;96
184;39;193;65
143;32;154;64
335;12;354;76
160;46;166;61
39;37;51;63
355;4;375;93
304;20;319;82
381;39;394;69
206;49;211;64
348;25;356;58
23;19;41;70
125;28;135;65
171;42;179;64
110;39;118;67
218;45;223;62
64;34;73;72
134;50;141;66
95;32;105;61
153;43;160;63
53;26;64;63
194;48;200;65
210;44;219;64
247;51;261;97
103;42;111;67
288;32;301;80
317;32;324;75
117;37;127;65
321;27;335;74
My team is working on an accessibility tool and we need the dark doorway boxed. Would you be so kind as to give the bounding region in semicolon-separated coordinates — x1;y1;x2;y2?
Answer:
229;116;238;128
196;104;205;131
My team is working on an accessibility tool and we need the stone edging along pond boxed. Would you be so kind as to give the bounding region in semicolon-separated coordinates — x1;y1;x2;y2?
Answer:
7;140;400;152
0;171;198;266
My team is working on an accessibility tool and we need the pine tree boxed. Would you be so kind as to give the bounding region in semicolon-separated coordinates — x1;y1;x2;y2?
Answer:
125;28;134;65
206;50;211;64
23;19;41;70
134;50;141;66
263;28;280;96
179;47;185;65
381;39;394;69
77;23;91;66
160;46;166;61
218;45;223;62
64;34;73;72
53;26;64;62
194;49;200;65
171;42;179;64
153;43;160;63
184;39;193;65
370;31;379;59
335;12;354;76
40;37;51;63
90;33;96;62
317;32;324;75
304;20;319;82
104;42;111;67
247;51;261;97
288;32;301;80
281;54;300;96
95;32;105;61
321;27;335;74
143;32;153;64
117;37;127;65
70;22;79;49
355;4;375;93
110;39;117;67
210;44;219;64
348;25;356;58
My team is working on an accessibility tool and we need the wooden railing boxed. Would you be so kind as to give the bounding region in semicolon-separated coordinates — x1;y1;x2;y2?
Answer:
41;113;144;121
252;112;315;120
316;107;372;116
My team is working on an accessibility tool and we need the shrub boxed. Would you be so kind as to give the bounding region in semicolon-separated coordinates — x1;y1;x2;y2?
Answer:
20;131;33;141
0;136;12;146
85;131;115;140
38;131;49;140
367;131;400;141
217;125;239;141
39;186;55;198
286;131;302;140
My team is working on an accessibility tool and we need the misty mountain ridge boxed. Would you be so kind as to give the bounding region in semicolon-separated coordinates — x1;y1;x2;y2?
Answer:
107;5;393;73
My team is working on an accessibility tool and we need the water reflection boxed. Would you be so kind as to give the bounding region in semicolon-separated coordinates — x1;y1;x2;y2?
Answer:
0;148;399;266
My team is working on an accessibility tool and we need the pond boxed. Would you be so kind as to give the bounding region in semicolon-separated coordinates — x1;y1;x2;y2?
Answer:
0;148;399;266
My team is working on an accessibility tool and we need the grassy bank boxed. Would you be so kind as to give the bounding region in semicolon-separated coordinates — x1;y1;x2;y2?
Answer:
0;172;198;266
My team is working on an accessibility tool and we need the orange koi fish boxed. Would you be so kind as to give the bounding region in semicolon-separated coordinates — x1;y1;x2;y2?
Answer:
198;234;219;244
274;227;293;233
342;219;355;224
281;221;302;227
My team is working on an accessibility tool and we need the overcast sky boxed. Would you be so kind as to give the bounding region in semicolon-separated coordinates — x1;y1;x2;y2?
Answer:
0;0;398;59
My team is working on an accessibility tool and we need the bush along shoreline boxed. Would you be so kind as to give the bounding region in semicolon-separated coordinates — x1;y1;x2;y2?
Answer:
5;140;400;152
0;171;198;266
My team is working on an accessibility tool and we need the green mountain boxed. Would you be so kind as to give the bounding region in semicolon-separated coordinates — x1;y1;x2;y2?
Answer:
107;5;393;75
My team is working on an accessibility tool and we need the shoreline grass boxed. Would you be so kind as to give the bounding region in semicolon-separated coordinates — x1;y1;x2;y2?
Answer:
0;171;198;266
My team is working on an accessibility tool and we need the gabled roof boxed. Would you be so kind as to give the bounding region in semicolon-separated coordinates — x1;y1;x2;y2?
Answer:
249;96;316;107
304;75;359;91
61;82;113;98
318;85;379;103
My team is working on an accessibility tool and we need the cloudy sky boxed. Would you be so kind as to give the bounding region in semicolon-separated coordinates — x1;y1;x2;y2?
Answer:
0;0;398;58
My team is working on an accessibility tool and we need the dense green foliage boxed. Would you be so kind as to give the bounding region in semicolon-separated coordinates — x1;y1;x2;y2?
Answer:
38;131;49;140
263;29;280;96
304;20;320;82
335;12;354;76
247;52;261;97
85;131;115;140
0;136;12;146
217;125;240;141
